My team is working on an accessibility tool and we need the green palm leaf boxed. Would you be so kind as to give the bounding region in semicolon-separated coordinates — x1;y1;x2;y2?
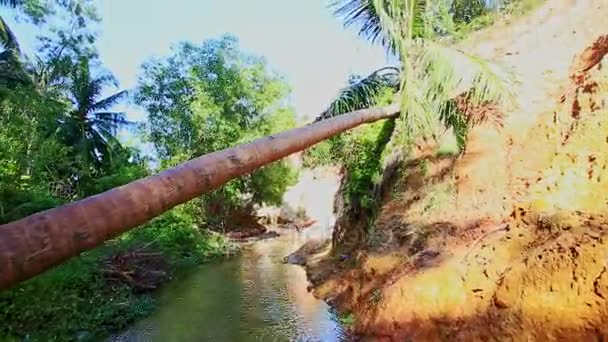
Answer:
0;17;31;87
93;111;133;134
316;66;400;121
0;16;20;52
59;59;129;166
365;0;513;147
0;0;22;8
332;0;396;52
90;90;128;112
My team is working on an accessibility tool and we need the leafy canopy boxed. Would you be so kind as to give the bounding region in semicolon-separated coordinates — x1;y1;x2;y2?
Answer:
0;0;136;213
136;35;298;221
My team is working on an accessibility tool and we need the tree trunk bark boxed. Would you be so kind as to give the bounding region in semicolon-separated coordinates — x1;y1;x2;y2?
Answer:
0;103;400;290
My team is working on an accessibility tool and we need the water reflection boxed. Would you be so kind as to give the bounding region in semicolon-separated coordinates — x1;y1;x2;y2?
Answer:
110;225;345;342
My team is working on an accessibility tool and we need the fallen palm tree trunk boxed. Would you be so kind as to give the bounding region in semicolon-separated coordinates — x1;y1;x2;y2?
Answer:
0;103;400;290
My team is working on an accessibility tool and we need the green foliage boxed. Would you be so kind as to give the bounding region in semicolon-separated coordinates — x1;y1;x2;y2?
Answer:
0;84;71;219
307;73;398;243
249;162;299;206
0;2;236;340
453;0;547;39
1;0;53;24
122;203;236;266
332;0;514;152
315;67;399;122
0;0;130;198
78;149;148;196
302;140;334;167
339;119;396;217
437;96;470;150
452;0;488;24
305;70;397;166
503;0;546;15
136;35;293;158
332;0;389;49
0;29;292;342
0;250;156;341
0;202;233;340
136;35;298;223
58;58;131;167
0;187;60;224
339;312;356;327
321;0;513;248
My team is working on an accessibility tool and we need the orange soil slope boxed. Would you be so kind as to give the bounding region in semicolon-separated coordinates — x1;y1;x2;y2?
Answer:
306;1;608;340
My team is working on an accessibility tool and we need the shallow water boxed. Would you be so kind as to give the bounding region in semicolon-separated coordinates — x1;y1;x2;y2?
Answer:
110;224;346;342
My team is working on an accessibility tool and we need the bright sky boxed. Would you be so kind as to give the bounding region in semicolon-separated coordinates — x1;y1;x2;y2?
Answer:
5;1;391;121
93;0;390;121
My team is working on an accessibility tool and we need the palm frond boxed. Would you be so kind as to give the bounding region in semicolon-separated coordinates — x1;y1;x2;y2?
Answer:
440;99;469;148
91;90;128;112
55;57;130;169
93;111;131;125
0;16;20;53
93;111;132;135
401;41;513;146
0;0;22;8
86;126;110;165
333;0;397;52
330;0;512;152
368;0;513;145
371;0;428;48
0;49;11;61
316;66;400;121
0;17;30;87
410;0;428;39
68;60;123;120
29;55;64;93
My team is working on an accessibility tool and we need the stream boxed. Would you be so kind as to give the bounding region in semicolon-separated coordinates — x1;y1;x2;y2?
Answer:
110;168;347;341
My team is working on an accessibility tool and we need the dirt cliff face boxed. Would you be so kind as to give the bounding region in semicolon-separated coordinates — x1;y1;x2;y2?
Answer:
306;1;608;340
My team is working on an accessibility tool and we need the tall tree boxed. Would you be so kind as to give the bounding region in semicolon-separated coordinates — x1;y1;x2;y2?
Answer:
0;0;128;204
59;58;129;169
329;0;512;147
137;35;298;222
0;5;28;87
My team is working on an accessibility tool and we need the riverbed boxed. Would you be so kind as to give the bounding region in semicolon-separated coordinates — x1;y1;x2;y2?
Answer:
110;168;346;341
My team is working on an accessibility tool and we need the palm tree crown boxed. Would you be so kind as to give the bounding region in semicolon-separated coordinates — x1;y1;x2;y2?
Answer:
327;0;513;148
60;59;130;166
